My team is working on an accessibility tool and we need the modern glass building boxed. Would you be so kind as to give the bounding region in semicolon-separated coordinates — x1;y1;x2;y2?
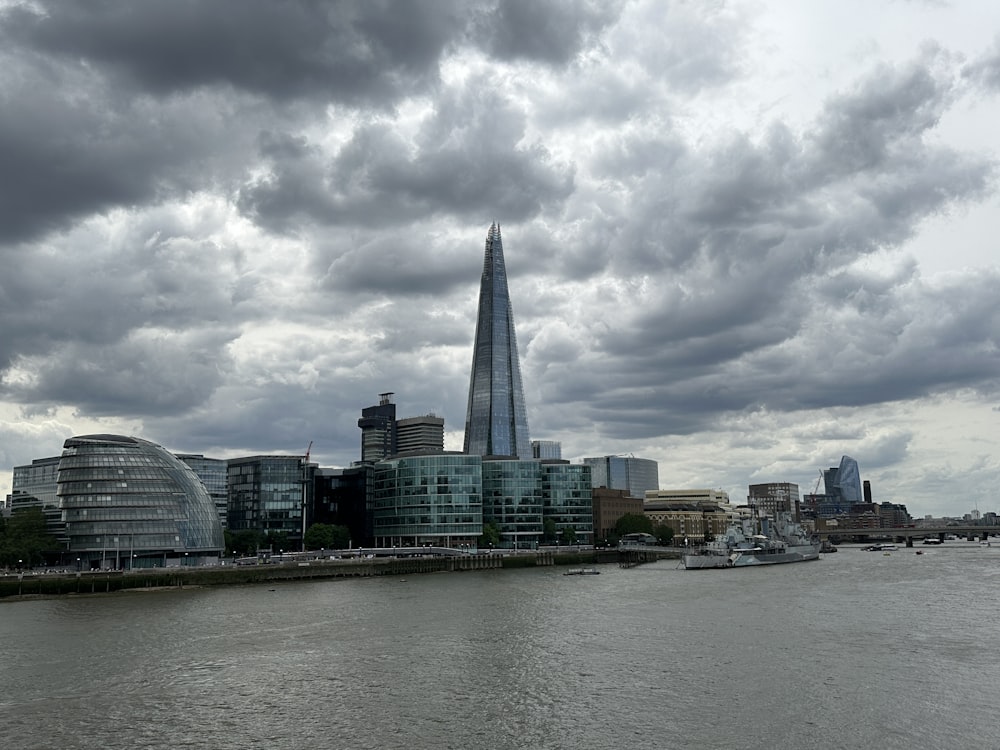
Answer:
464;223;531;458
9;456;63;539
175;453;228;528
824;455;863;504
531;440;562;460
57;435;224;569
227;455;313;548
372;452;482;548
482;457;543;549
541;461;593;544
582;456;659;499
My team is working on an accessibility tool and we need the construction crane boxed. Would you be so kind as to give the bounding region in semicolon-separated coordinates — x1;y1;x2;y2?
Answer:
304;440;313;464
811;470;823;498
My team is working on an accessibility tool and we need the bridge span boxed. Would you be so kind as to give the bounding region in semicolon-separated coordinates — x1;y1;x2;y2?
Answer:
816;525;994;546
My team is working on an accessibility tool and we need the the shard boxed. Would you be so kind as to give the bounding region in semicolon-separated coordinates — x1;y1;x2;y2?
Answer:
463;223;531;458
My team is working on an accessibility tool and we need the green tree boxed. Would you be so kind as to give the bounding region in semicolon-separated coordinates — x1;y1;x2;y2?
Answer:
559;526;578;545
479;519;500;548
303;523;350;550
229;529;264;556
0;507;59;568
542;517;557;543
654;523;675;545
614;513;654;537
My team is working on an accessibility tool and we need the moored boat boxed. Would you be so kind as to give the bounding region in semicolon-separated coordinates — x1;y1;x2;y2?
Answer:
682;513;820;569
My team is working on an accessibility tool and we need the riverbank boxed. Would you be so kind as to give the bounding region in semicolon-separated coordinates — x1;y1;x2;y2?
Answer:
1;550;608;600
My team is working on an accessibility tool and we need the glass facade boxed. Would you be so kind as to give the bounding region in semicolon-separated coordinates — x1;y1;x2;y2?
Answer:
541;462;593;543
176;454;228;529
9;456;63;539
464;223;531;458
372;453;482;547
58;435;224;568
582;456;659;499
482;458;543;549
227;456;311;547
835;455;863;504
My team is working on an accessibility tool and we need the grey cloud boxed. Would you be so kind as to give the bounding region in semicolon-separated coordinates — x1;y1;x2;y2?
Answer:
8;328;235;417
1;0;466;105
240;83;574;231
478;0;618;64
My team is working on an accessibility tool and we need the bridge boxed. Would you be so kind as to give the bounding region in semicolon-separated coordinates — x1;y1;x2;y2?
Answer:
816;525;995;546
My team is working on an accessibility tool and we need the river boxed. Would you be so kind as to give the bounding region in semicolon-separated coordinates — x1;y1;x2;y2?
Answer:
2;541;998;750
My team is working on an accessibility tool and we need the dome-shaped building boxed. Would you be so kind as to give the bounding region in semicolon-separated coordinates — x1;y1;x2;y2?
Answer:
58;434;224;569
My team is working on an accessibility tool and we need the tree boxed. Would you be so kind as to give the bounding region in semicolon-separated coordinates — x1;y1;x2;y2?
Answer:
479;519;500;548
542;517;557;543
304;523;351;550
614;513;654;537
654;523;675;545
0;507;59;567
228;529;264;556
559;526;577;545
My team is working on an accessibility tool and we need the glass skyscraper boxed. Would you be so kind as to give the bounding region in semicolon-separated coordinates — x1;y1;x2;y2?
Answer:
464;223;531;458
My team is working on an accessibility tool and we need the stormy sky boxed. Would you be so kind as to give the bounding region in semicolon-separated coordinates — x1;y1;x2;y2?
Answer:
1;0;998;518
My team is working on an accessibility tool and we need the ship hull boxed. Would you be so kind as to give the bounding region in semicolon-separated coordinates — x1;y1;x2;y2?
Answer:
682;545;820;569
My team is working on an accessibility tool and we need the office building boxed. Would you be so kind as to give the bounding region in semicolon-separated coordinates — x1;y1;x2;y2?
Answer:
372;452;483;548
57;434;224;569
463;223;531;458
540;460;593;544
748;482;801;520
358;392;397;463
482;457;543;549
583;455;659;499
531;440;562;460
8;456;63;539
227;455;315;548
591;487;643;544
825;455;863;504
313;465;373;547
396;415;445;455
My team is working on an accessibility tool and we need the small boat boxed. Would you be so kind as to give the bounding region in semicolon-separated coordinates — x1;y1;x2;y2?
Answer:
563;567;600;576
862;543;897;552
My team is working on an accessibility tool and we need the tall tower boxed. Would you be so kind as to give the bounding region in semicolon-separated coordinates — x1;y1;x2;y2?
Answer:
464;223;531;458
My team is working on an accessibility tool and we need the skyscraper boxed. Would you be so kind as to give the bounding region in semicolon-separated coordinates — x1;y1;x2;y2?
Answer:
464;223;531;458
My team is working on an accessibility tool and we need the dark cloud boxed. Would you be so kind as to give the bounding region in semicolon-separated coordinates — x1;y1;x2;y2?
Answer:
239;81;574;231
0;0;465;104
478;0;618;64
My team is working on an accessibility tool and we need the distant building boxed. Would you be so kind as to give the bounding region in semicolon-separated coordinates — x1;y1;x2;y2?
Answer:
227;455;314;548
643;501;730;544
373;452;483;548
482;457;544;549
582;456;659;499
358;392;397;464
863;480;872;503
645;488;730;507
58;434;224;569
463;223;531;458
175;454;228;529
8;456;63;539
825;455;863;504
748;482;801;520
395;415;445;455
591;487;643;543
540;460;593;545
531;440;562;460
313;465;372;547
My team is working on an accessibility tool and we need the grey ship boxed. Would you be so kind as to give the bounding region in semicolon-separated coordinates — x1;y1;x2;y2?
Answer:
682;512;821;569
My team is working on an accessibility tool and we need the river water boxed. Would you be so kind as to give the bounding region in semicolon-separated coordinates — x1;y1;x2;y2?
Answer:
2;542;998;750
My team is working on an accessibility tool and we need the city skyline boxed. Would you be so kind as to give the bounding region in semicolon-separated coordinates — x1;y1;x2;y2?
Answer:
1;2;998;518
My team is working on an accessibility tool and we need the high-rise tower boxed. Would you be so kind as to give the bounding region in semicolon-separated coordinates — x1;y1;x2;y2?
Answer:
464;223;531;458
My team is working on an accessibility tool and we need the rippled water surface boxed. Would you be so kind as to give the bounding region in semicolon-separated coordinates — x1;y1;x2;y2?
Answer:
3;543;998;749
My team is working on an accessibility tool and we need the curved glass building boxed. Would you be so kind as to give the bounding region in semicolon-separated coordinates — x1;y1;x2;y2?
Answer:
58;435;224;569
